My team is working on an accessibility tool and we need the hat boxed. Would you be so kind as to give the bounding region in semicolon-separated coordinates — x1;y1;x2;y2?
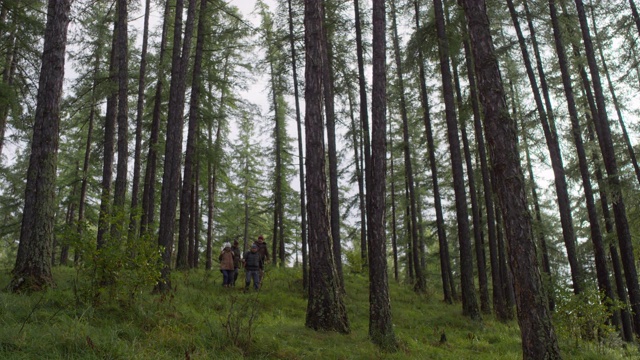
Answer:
223;242;231;249
233;240;239;245
251;244;258;249
258;235;264;240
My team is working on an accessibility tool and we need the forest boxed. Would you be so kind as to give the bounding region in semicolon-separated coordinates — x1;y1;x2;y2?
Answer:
0;0;639;358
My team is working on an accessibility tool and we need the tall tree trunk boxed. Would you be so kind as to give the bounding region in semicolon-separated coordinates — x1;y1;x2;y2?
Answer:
353;0;370;266
433;0;479;320
390;0;424;293
459;0;561;357
304;0;349;334
589;6;640;186
77;30;103;259
111;0;129;242
462;38;507;319
548;0;621;332
140;0;172;234
156;0;197;292
177;0;208;270
573;0;640;336
412;0;454;304
506;0;584;294
321;4;343;287
451;46;489;314
388;120;399;282
287;0;308;289
128;0;152;240
97;25;119;250
367;0;396;349
0;8;18;160
10;0;71;292
347;89;366;275
514;82;555;312
593;139;635;341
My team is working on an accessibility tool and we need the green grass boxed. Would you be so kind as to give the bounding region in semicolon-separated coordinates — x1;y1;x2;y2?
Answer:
0;266;638;359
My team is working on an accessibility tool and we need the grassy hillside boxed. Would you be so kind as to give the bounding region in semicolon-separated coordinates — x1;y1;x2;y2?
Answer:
0;266;637;359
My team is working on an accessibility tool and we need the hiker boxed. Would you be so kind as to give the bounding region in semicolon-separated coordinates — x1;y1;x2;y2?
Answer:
219;243;234;288
253;235;269;284
231;240;242;286
243;244;263;290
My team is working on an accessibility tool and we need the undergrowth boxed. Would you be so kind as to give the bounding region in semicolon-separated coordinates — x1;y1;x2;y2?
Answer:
0;266;638;359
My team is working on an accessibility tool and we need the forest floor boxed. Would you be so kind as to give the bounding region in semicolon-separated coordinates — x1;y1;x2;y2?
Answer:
0;265;638;359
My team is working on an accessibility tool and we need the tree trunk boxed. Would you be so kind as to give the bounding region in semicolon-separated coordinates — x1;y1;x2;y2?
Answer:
507;0;584;294
111;0;129;242
388;120;399;282
451;46;490;314
462;38;507;319
412;0;454;304
515;82;555;312
141;0;172;234
347;89;366;275
573;0;640;336
97;25;118;250
156;0;197;293
303;0;349;335
589;6;640;186
433;0;479;320
320;3;343;287
390;0;424;293
128;0;152;241
177;0;208;270
287;0;308;289
11;0;71;292
353;0;370;267
548;0;621;332
366;0;396;349
459;0;561;357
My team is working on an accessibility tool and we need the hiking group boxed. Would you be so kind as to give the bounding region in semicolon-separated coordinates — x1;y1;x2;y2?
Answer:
219;235;269;290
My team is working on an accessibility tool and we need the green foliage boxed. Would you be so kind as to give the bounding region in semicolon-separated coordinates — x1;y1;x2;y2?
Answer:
553;286;626;351
64;212;162;306
343;246;366;275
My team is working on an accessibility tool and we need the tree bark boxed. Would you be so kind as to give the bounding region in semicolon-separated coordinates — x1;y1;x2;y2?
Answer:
111;0;129;242
462;38;507;319
128;0;152;241
433;0;479;320
140;0;172;234
366;0;396;349
156;0;197;292
506;0;584;294
11;0;71;292
459;0;561;357
304;0;349;334
353;0;370;267
287;0;308;289
412;0;454;304
451;46;489;314
177;0;208;270
390;0;424;293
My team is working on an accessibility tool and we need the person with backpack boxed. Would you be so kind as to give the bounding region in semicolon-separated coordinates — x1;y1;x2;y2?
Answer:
243;244;263;290
231;240;242;286
219;243;234;288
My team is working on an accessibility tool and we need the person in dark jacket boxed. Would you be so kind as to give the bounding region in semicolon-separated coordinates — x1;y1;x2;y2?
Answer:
231;240;242;286
253;235;269;285
243;244;263;290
